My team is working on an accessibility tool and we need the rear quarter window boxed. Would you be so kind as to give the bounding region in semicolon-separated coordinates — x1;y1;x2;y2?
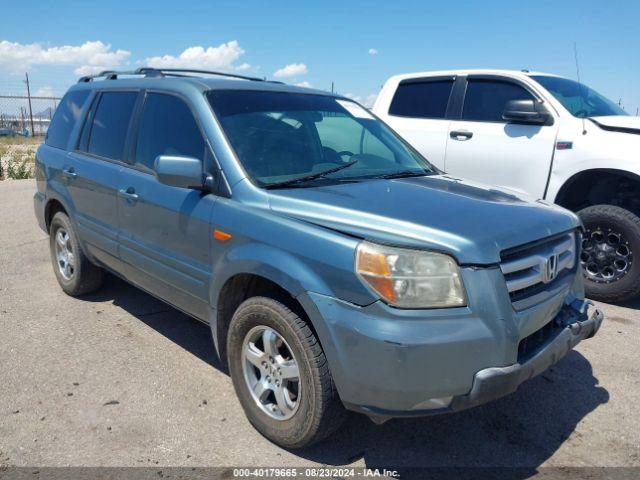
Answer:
388;80;453;119
45;90;90;150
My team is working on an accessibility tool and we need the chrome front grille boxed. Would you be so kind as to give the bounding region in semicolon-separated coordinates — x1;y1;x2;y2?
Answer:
500;231;577;305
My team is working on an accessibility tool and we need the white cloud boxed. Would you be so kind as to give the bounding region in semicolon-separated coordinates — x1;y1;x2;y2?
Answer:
0;40;130;75
143;41;250;72
273;63;308;78
344;92;378;108
34;86;54;97
295;81;312;88
368;48;378;56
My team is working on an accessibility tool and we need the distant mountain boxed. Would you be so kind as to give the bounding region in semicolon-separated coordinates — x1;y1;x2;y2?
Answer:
34;107;55;118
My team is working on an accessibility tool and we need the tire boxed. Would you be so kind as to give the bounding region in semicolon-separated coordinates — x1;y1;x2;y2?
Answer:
227;296;346;448
578;204;640;303
49;212;104;296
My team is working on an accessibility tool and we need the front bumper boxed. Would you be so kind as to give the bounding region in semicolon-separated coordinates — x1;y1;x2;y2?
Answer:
350;302;602;421
298;272;602;418
450;303;602;412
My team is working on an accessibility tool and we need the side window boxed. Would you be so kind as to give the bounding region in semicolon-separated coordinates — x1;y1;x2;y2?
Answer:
388;80;453;119
45;90;90;149
87;92;138;160
462;79;534;122
135;93;205;171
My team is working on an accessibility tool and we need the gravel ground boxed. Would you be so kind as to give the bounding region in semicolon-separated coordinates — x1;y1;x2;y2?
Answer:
1;179;639;472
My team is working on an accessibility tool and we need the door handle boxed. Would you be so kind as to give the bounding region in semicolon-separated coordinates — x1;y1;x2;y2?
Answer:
118;188;139;203
450;130;473;141
62;167;77;179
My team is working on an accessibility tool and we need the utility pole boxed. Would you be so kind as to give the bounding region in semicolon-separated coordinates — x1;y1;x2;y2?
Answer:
25;73;35;137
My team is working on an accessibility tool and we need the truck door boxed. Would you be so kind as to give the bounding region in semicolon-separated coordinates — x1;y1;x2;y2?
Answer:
444;76;558;198
379;76;455;171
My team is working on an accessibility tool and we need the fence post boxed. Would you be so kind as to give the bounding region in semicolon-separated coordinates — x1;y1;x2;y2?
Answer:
25;73;35;137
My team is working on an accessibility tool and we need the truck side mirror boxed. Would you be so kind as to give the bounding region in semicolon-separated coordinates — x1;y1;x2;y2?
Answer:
502;99;553;125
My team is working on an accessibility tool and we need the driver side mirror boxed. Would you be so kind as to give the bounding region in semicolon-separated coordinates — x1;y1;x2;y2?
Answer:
154;155;207;190
502;99;553;125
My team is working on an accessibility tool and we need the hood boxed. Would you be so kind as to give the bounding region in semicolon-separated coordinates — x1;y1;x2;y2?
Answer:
267;175;580;265
590;115;640;135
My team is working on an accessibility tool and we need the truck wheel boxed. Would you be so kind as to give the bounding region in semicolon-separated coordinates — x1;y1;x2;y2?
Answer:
578;205;640;303
49;212;104;296
227;296;346;448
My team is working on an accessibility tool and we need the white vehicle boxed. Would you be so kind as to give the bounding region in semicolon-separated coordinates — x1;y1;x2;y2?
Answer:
373;69;640;302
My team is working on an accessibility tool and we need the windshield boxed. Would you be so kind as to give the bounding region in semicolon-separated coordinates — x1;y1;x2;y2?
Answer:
531;75;627;118
207;90;435;188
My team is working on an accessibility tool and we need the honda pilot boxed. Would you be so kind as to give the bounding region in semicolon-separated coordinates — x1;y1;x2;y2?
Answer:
34;68;602;448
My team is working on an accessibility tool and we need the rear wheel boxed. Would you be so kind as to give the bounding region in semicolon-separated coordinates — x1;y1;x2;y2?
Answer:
578;205;640;303
49;212;104;296
227;296;346;448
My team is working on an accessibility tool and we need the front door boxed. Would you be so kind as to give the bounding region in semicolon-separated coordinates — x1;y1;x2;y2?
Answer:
445;77;558;198
117;92;216;321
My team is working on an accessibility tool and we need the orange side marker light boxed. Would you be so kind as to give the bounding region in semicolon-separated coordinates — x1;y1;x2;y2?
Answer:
213;229;232;242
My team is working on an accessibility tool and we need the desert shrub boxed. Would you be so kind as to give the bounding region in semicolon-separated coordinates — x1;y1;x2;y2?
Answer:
6;157;34;179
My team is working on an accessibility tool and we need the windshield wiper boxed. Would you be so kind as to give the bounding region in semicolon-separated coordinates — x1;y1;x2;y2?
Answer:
372;170;431;179
264;159;358;189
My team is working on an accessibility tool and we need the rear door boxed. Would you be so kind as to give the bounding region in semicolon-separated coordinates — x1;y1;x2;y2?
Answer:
117;91;216;321
444;76;558;197
67;90;138;269
379;76;455;170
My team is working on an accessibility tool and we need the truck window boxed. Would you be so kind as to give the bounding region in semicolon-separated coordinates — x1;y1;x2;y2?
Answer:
45;90;90;150
134;93;205;171
462;79;534;122
389;80;453;119
86;92;138;160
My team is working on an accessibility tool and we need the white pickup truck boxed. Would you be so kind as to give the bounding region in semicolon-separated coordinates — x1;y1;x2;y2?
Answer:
373;69;640;302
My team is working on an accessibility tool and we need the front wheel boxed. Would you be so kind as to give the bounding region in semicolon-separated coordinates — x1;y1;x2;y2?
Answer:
578;204;640;303
227;296;346;448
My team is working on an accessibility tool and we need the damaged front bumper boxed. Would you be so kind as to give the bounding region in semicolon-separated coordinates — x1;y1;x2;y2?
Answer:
449;301;603;412
362;300;603;423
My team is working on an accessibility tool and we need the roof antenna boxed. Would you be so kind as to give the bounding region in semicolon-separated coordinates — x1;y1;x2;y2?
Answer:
573;42;587;135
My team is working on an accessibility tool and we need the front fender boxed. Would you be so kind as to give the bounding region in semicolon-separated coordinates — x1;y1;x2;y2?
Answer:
207;241;366;360
209;242;335;307
546;127;640;203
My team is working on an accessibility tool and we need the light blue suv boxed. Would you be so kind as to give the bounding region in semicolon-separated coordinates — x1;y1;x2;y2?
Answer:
34;68;602;448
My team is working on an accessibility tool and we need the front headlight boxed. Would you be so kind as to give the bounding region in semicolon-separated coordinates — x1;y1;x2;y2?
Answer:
355;241;466;309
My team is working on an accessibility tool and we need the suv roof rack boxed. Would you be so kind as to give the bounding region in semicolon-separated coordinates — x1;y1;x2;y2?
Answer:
78;67;275;84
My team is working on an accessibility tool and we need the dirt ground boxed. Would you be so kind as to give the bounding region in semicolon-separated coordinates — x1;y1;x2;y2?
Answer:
1;179;639;475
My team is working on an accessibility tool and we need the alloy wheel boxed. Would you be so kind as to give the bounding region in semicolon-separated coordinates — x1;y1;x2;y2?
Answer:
581;227;633;283
54;228;75;281
241;325;301;420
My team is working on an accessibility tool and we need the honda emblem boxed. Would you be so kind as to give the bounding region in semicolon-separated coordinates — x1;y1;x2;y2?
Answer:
542;254;559;283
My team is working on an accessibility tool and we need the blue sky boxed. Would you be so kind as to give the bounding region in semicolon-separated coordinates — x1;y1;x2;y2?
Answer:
1;0;638;112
